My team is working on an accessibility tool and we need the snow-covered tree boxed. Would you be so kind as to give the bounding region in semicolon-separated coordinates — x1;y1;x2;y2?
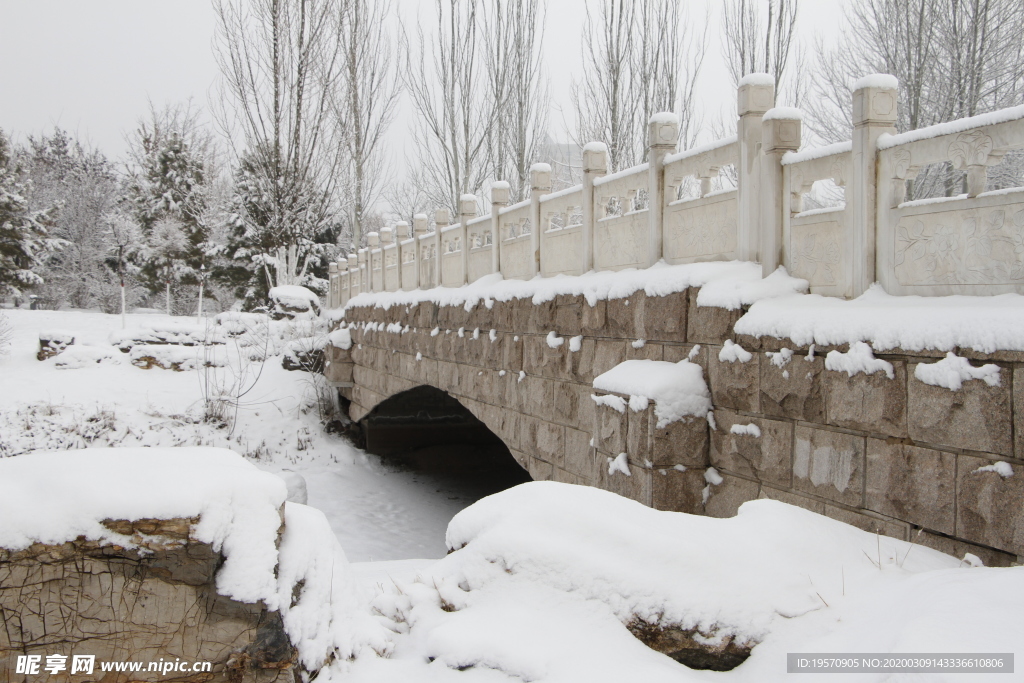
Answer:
214;0;345;308
125;103;225;313
0;131;64;298
17;129;120;309
223;147;337;308
102;210;144;325
144;216;191;315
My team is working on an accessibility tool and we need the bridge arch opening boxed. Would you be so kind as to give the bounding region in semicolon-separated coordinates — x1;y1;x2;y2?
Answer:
361;385;531;499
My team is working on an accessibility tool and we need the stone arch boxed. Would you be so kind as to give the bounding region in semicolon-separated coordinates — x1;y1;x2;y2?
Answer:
357;384;532;487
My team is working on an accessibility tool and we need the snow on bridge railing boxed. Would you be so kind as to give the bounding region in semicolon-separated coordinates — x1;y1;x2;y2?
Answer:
326;76;1024;309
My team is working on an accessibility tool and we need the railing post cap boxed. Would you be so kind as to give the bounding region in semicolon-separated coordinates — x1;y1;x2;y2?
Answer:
582;141;609;175
329;262;338;274
413;214;429;233
491;181;511;205
367;232;380;247
648;112;679;149
379;227;395;244
435;208;450;225
347;254;357;265
852;74;898;127
762;107;802;152
530;163;552;190
396;221;410;239
459;194;477;216
738;72;775;116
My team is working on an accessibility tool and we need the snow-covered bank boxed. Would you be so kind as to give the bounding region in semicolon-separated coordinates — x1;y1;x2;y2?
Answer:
0;446;388;671
346;482;1024;683
0;308;477;561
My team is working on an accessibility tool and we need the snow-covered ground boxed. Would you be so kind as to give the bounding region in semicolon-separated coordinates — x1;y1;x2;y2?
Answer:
3;305;1023;682
0;307;475;561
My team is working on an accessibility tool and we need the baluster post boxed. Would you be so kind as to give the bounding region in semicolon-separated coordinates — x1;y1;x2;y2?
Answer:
582;143;608;273
737;73;775;263
491;182;510;275
529;164;551;278
647;113;678;267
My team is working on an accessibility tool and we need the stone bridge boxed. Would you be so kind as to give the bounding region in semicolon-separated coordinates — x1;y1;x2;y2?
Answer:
325;282;1024;568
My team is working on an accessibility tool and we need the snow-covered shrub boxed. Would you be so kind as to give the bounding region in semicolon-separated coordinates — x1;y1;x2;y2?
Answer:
36;330;75;360
54;345;120;369
130;344;226;371
0;312;12;356
269;285;321;320
109;321;226;352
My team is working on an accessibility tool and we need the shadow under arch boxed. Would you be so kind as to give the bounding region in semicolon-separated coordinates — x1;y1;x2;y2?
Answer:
361;385;532;494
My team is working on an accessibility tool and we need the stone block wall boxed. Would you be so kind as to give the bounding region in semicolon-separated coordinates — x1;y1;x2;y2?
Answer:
0;518;295;683
335;287;1024;567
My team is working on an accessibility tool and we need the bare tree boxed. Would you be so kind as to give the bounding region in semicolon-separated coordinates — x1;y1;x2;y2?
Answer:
402;0;494;214
721;0;799;96
633;0;707;152
337;0;401;249
572;0;707;171
806;0;1024;196
213;0;345;286
482;0;548;202
571;1;637;172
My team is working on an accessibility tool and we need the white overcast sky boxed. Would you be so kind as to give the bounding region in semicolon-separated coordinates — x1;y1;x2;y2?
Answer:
0;0;845;165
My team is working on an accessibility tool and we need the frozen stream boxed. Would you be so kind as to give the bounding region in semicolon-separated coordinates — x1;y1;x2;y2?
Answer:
0;308;526;566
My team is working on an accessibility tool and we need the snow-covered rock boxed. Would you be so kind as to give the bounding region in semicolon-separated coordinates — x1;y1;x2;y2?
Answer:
356;482;1020;683
270;286;321;320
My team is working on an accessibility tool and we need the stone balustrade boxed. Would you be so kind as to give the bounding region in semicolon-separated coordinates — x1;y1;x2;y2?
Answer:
326;73;1024;310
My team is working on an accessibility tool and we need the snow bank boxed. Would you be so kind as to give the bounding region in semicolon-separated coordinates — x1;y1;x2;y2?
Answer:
593;359;711;427
914;352;1001;390
53;345;120;369
738;72;773;87
109;321;226;351
130;344;226;370
270;285;321;318
358;483;998;683
274;503;389;668
342;261;803;312
328;328;352;350
735;284;1024;354
719;340;752;363
0;447;285;605
762;107;802;122
694;266;807;310
824;341;894;379
878;104;1024;150
853;73;898;91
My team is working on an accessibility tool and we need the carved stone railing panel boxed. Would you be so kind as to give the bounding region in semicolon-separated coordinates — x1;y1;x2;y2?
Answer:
781;144;853;296
468;243;494;282
438;224;463;287
540;187;585;276
418;234;436;289
400;239;417;291
664;190;739;264
877;108;1024;295
593;164;650;271
499;201;534;280
383;244;400;292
